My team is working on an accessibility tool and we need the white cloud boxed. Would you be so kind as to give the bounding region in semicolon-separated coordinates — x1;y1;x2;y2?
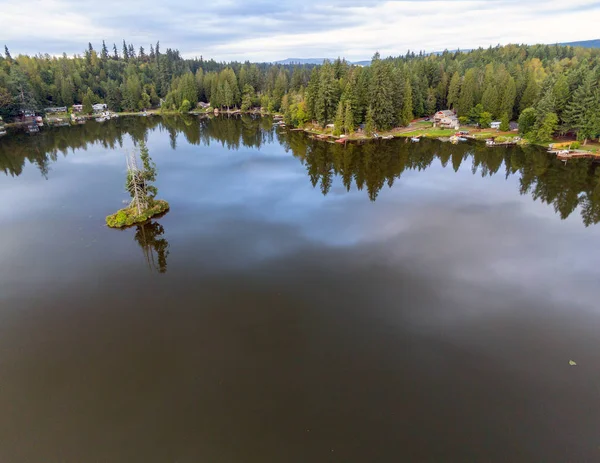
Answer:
0;0;598;61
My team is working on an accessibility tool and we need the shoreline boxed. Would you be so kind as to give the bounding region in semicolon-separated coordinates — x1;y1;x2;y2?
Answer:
3;109;598;154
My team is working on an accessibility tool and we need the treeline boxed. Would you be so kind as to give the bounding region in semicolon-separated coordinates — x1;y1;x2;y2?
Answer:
0;41;313;117
1;42;600;142
289;45;600;143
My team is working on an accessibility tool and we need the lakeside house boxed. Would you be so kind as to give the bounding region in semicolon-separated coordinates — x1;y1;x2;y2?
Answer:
432;110;459;129
93;103;108;112
197;102;211;109
72;104;83;113
490;121;501;129
433;110;454;122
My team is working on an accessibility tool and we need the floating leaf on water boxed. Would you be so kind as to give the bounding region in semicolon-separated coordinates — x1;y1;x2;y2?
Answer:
569;360;577;366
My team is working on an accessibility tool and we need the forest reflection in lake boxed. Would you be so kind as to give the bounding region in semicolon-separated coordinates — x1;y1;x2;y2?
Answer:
2;114;600;227
1;115;600;462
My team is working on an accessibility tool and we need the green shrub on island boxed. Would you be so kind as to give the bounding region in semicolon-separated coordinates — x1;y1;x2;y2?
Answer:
106;200;170;228
106;139;169;228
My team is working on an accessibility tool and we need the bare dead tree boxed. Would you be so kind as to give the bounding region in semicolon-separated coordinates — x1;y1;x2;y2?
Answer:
125;149;149;214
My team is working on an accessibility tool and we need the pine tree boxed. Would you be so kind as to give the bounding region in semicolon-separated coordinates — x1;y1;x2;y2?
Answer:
447;71;461;109
519;71;539;112
333;100;344;136
106;79;122;111
518;107;537;135
305;67;320;122
499;113;510;132
365;105;376;135
222;80;233;110
315;61;337;126
400;77;413;126
564;71;599;144
122;40;129;61
344;101;354;134
4;45;12;61
457;69;476;117
101;41;109;60
82;88;94;114
368;55;394;129
534;112;558;142
241;84;254;111
498;75;516;119
112;43;119;60
481;80;499;117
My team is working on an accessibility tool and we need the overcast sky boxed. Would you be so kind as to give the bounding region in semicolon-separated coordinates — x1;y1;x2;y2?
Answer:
1;0;599;62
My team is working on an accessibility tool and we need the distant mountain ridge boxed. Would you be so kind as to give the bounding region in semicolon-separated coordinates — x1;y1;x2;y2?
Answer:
559;39;600;48
274;39;600;66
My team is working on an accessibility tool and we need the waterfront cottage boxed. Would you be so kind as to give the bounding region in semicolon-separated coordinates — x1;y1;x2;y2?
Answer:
433;110;455;123
92;103;108;112
433;110;459;129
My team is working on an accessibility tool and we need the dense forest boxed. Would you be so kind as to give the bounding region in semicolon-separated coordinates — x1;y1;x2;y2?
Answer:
1;41;599;142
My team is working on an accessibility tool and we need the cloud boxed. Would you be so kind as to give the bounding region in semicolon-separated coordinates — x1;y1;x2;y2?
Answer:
1;0;599;61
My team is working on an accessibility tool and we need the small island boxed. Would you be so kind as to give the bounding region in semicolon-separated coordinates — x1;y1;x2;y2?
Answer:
106;139;169;228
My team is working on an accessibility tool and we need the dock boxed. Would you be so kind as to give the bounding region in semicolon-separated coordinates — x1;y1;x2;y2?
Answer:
549;149;600;160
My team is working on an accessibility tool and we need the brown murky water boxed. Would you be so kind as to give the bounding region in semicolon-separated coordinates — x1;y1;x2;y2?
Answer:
1;116;600;462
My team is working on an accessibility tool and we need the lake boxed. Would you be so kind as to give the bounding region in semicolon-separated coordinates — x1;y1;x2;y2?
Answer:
1;115;600;462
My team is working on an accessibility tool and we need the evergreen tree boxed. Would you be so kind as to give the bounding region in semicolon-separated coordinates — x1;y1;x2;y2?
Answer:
315;61;337;126
447;71;461;109
499;75;516;119
241;84;254;111
122;40;129;61
273;70;288;111
222;80;233;110
333;100;344;136
482;79;499;117
82;88;94;114
564;71;599;143
101;41;109;60
4;45;12;61
457;69;476;117
499;113;510;132
519;71;539;112
305;67;320;122
112;43;119;60
368;54;394;129
518;107;537;135
344;101;354;134
400;77;413;126
365;105;376;135
106;79;122;111
534;112;558;142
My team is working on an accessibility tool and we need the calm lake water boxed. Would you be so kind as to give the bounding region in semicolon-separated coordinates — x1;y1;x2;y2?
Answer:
1;115;600;462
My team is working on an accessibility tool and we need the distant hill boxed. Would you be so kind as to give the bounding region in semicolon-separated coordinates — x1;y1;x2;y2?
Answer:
274;39;600;67
274;58;329;65
274;58;371;66
559;39;600;48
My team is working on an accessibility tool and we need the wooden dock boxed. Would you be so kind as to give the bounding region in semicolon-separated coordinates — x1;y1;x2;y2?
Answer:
548;149;600;160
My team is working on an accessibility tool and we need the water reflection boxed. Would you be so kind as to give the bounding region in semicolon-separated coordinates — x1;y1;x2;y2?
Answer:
134;221;170;273
1;115;600;226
